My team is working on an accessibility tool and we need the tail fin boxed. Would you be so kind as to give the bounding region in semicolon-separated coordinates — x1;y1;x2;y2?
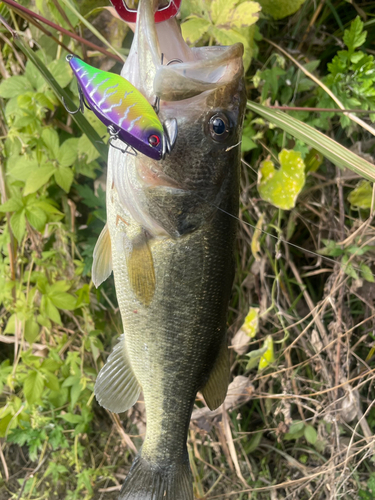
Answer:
119;455;193;500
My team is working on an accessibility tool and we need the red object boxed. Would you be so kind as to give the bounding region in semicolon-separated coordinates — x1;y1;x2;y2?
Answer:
110;0;181;23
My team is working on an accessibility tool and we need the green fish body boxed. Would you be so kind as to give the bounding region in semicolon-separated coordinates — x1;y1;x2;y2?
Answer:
92;1;247;498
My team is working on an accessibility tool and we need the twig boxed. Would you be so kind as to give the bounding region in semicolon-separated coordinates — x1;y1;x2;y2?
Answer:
297;0;325;51
0;443;9;481
108;412;137;454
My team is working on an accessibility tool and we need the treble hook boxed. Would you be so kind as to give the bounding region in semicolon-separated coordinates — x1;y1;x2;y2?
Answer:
62;85;89;115
107;125;138;156
153;54;183;115
62;77;92;115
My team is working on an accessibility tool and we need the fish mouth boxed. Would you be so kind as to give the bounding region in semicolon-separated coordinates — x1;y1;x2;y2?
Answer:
123;0;244;104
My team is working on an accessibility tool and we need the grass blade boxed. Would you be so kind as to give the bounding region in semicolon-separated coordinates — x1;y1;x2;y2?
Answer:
13;35;108;162
247;101;375;182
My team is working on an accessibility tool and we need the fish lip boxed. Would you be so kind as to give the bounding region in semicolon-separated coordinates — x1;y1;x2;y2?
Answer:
134;0;244;103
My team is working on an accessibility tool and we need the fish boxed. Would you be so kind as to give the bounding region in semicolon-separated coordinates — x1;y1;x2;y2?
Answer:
92;0;246;498
66;55;177;160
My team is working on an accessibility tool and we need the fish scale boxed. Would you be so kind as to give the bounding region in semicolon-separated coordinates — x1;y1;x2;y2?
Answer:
68;57;164;160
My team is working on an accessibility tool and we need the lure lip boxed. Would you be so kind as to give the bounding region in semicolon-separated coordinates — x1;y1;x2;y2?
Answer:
109;0;181;24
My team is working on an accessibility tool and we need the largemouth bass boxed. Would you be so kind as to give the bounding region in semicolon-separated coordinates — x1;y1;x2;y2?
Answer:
92;1;246;498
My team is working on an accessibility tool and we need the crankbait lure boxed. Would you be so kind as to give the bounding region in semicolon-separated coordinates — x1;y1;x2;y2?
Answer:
64;55;177;160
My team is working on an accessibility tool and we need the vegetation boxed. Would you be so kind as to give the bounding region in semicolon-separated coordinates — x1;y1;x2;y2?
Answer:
0;0;375;499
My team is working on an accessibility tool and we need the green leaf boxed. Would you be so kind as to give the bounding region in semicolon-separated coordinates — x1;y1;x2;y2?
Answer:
70;381;83;407
58;138;79;168
77;134;101;163
227;2;261;29
0;197;23;213
4;314;16;334
342;255;359;280
48;281;71;293
304;424;317;444
348;181;373;209
62;375;80;388
54;167;74;193
45;373;60;392
246;345;267;370
24;318;40;343
34;200;62;215
24;166;56;195
209;25;249;48
343;17;366;52
25;206;47;232
9;159;39;181
60;413;82;424
284;420;305;440
48;59;73;89
41;296;61;324
0;76;33;98
25;61;45;91
240;307;259;338
247;102;375;182
246;430;263;453
258;335;275;370
258;0;306;20
181;17;211;44
23;370;44;404
50;292;76;310
360;263;374;283
305;149;323;173
42;128;60;158
258;149;305;209
10;210;26;242
210;0;237;25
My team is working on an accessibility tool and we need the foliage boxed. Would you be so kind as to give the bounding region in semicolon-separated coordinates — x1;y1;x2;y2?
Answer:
257;0;306;20
317;16;375;130
257;148;305;209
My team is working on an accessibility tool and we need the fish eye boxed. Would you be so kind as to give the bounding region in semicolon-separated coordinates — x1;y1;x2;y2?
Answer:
208;113;230;142
148;134;161;148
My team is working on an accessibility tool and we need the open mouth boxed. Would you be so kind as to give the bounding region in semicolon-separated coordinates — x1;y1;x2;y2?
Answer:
121;0;244;104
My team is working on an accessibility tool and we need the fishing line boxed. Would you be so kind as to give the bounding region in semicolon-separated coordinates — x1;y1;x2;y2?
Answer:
238;159;374;272
204;198;371;274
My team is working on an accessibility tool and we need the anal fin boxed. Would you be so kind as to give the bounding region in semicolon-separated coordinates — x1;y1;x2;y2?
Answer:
95;334;141;413
92;224;112;288
201;338;230;411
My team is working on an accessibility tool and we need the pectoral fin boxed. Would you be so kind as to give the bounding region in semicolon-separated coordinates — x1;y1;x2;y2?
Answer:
126;234;156;306
92;224;112;288
202;338;230;410
95;334;141;413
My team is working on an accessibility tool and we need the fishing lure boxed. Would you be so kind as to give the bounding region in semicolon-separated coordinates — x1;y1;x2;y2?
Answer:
64;55;177;160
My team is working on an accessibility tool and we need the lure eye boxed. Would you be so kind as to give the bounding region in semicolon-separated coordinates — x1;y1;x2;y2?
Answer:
148;134;161;148
209;113;230;142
